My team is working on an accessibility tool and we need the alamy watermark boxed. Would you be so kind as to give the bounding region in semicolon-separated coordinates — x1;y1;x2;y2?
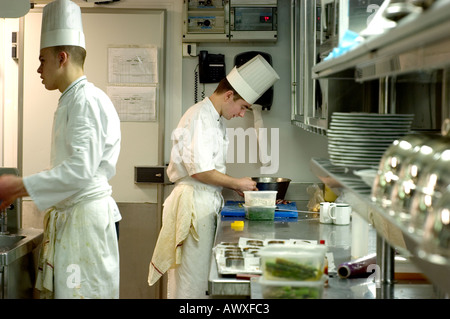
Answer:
367;263;381;288
170;120;280;174
66;263;81;289
367;4;380;26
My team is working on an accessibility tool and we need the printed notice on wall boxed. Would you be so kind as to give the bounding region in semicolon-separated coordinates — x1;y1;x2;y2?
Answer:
107;86;157;122
108;47;158;84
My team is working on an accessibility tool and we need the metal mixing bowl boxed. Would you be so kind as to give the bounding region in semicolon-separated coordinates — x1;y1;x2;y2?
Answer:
252;177;291;200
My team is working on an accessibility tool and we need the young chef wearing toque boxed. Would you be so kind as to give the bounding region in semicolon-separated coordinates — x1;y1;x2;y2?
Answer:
148;55;280;298
0;0;121;298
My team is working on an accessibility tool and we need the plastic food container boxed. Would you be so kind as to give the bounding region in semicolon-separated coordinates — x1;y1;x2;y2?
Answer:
259;276;327;299
259;244;326;281
243;191;277;206
243;204;276;220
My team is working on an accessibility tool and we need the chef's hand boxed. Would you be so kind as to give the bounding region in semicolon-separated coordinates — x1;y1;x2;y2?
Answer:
234;177;257;197
0;175;28;210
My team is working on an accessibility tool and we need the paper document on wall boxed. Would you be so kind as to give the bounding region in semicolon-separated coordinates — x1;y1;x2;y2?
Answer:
107;86;157;122
108;47;158;84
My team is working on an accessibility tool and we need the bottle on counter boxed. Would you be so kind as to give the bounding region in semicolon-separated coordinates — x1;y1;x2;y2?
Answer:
319;239;328;275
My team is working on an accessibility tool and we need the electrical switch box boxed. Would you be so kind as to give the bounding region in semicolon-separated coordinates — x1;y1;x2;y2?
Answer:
134;166;171;184
182;0;278;43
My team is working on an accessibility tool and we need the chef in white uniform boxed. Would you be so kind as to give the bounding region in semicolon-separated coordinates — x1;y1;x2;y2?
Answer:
148;55;280;298
0;0;121;298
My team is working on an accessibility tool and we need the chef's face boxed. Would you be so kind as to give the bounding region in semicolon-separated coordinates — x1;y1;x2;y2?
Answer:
37;47;61;91
223;93;252;120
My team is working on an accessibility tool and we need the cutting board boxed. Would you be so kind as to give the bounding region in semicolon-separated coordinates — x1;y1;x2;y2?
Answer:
221;200;298;218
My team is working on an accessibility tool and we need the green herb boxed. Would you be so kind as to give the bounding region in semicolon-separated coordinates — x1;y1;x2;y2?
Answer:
265;258;319;280
263;286;320;299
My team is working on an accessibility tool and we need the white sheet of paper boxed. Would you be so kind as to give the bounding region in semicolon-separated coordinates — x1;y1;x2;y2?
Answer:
107;86;157;122
108;47;158;84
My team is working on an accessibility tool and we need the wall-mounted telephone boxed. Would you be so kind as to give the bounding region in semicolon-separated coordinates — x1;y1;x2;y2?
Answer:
198;50;225;83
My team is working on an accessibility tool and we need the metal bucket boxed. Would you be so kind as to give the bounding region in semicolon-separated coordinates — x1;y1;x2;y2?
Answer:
252;177;291;200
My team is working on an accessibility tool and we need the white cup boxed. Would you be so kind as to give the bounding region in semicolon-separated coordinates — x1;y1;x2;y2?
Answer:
320;202;333;224
329;203;351;225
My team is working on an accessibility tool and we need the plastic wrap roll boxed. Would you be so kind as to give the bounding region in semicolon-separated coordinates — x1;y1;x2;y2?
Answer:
337;253;377;279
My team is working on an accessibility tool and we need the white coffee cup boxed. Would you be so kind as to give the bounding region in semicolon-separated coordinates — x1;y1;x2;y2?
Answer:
320;202;333;224
329;203;351;225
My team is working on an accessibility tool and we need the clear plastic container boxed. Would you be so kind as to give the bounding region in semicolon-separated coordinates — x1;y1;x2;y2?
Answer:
259;244;326;281
243;204;275;220
243;191;277;206
259;275;327;299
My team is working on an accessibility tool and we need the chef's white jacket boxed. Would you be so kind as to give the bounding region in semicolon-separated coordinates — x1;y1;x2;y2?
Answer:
23;76;121;217
167;97;228;187
25;76;121;299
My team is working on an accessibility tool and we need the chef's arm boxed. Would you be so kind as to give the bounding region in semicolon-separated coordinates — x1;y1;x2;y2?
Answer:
0;175;29;210
191;169;257;195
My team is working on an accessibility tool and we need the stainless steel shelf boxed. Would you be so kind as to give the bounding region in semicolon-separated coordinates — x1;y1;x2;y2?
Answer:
291;120;327;136
312;1;450;82
310;157;450;296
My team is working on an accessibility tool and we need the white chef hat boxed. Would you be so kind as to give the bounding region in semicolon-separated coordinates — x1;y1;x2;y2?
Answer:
226;54;280;105
40;0;85;50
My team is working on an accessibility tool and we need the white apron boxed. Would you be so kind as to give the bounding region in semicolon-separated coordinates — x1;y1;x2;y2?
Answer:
36;193;120;299
149;178;223;299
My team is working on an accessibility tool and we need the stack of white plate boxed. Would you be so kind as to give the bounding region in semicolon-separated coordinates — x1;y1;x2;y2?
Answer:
328;112;414;168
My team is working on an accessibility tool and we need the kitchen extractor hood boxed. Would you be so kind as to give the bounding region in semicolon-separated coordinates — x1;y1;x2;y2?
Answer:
0;0;30;18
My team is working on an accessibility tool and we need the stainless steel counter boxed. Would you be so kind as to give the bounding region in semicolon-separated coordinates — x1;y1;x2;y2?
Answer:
208;213;436;299
1;228;43;299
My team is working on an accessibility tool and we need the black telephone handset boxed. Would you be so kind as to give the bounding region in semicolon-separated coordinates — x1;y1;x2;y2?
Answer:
198;50;225;83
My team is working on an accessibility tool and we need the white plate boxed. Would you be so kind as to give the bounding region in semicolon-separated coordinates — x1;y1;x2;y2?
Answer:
328;144;388;151
330;118;413;124
327;136;400;143
328;141;392;148
330;159;380;167
330;154;382;161
329;123;411;134
330;120;412;130
332;112;414;119
328;150;383;158
328;129;409;136
329;126;411;132
329;152;386;158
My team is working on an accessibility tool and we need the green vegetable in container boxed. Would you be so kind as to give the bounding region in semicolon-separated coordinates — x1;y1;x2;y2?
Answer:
263;286;320;299
265;258;319;280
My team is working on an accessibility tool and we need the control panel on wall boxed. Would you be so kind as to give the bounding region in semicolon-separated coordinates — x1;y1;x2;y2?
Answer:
229;0;277;42
183;0;228;42
183;0;278;42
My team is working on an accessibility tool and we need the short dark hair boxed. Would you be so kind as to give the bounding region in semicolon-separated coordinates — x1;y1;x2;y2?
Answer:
51;45;86;68
214;77;244;101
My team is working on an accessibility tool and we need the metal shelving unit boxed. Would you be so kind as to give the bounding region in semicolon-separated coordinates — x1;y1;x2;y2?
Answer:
311;158;450;296
305;1;450;298
312;1;450;82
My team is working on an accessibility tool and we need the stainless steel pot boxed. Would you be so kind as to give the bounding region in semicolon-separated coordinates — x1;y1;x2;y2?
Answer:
420;189;450;264
371;134;427;208
252;177;291;200
390;135;449;224
409;148;450;236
